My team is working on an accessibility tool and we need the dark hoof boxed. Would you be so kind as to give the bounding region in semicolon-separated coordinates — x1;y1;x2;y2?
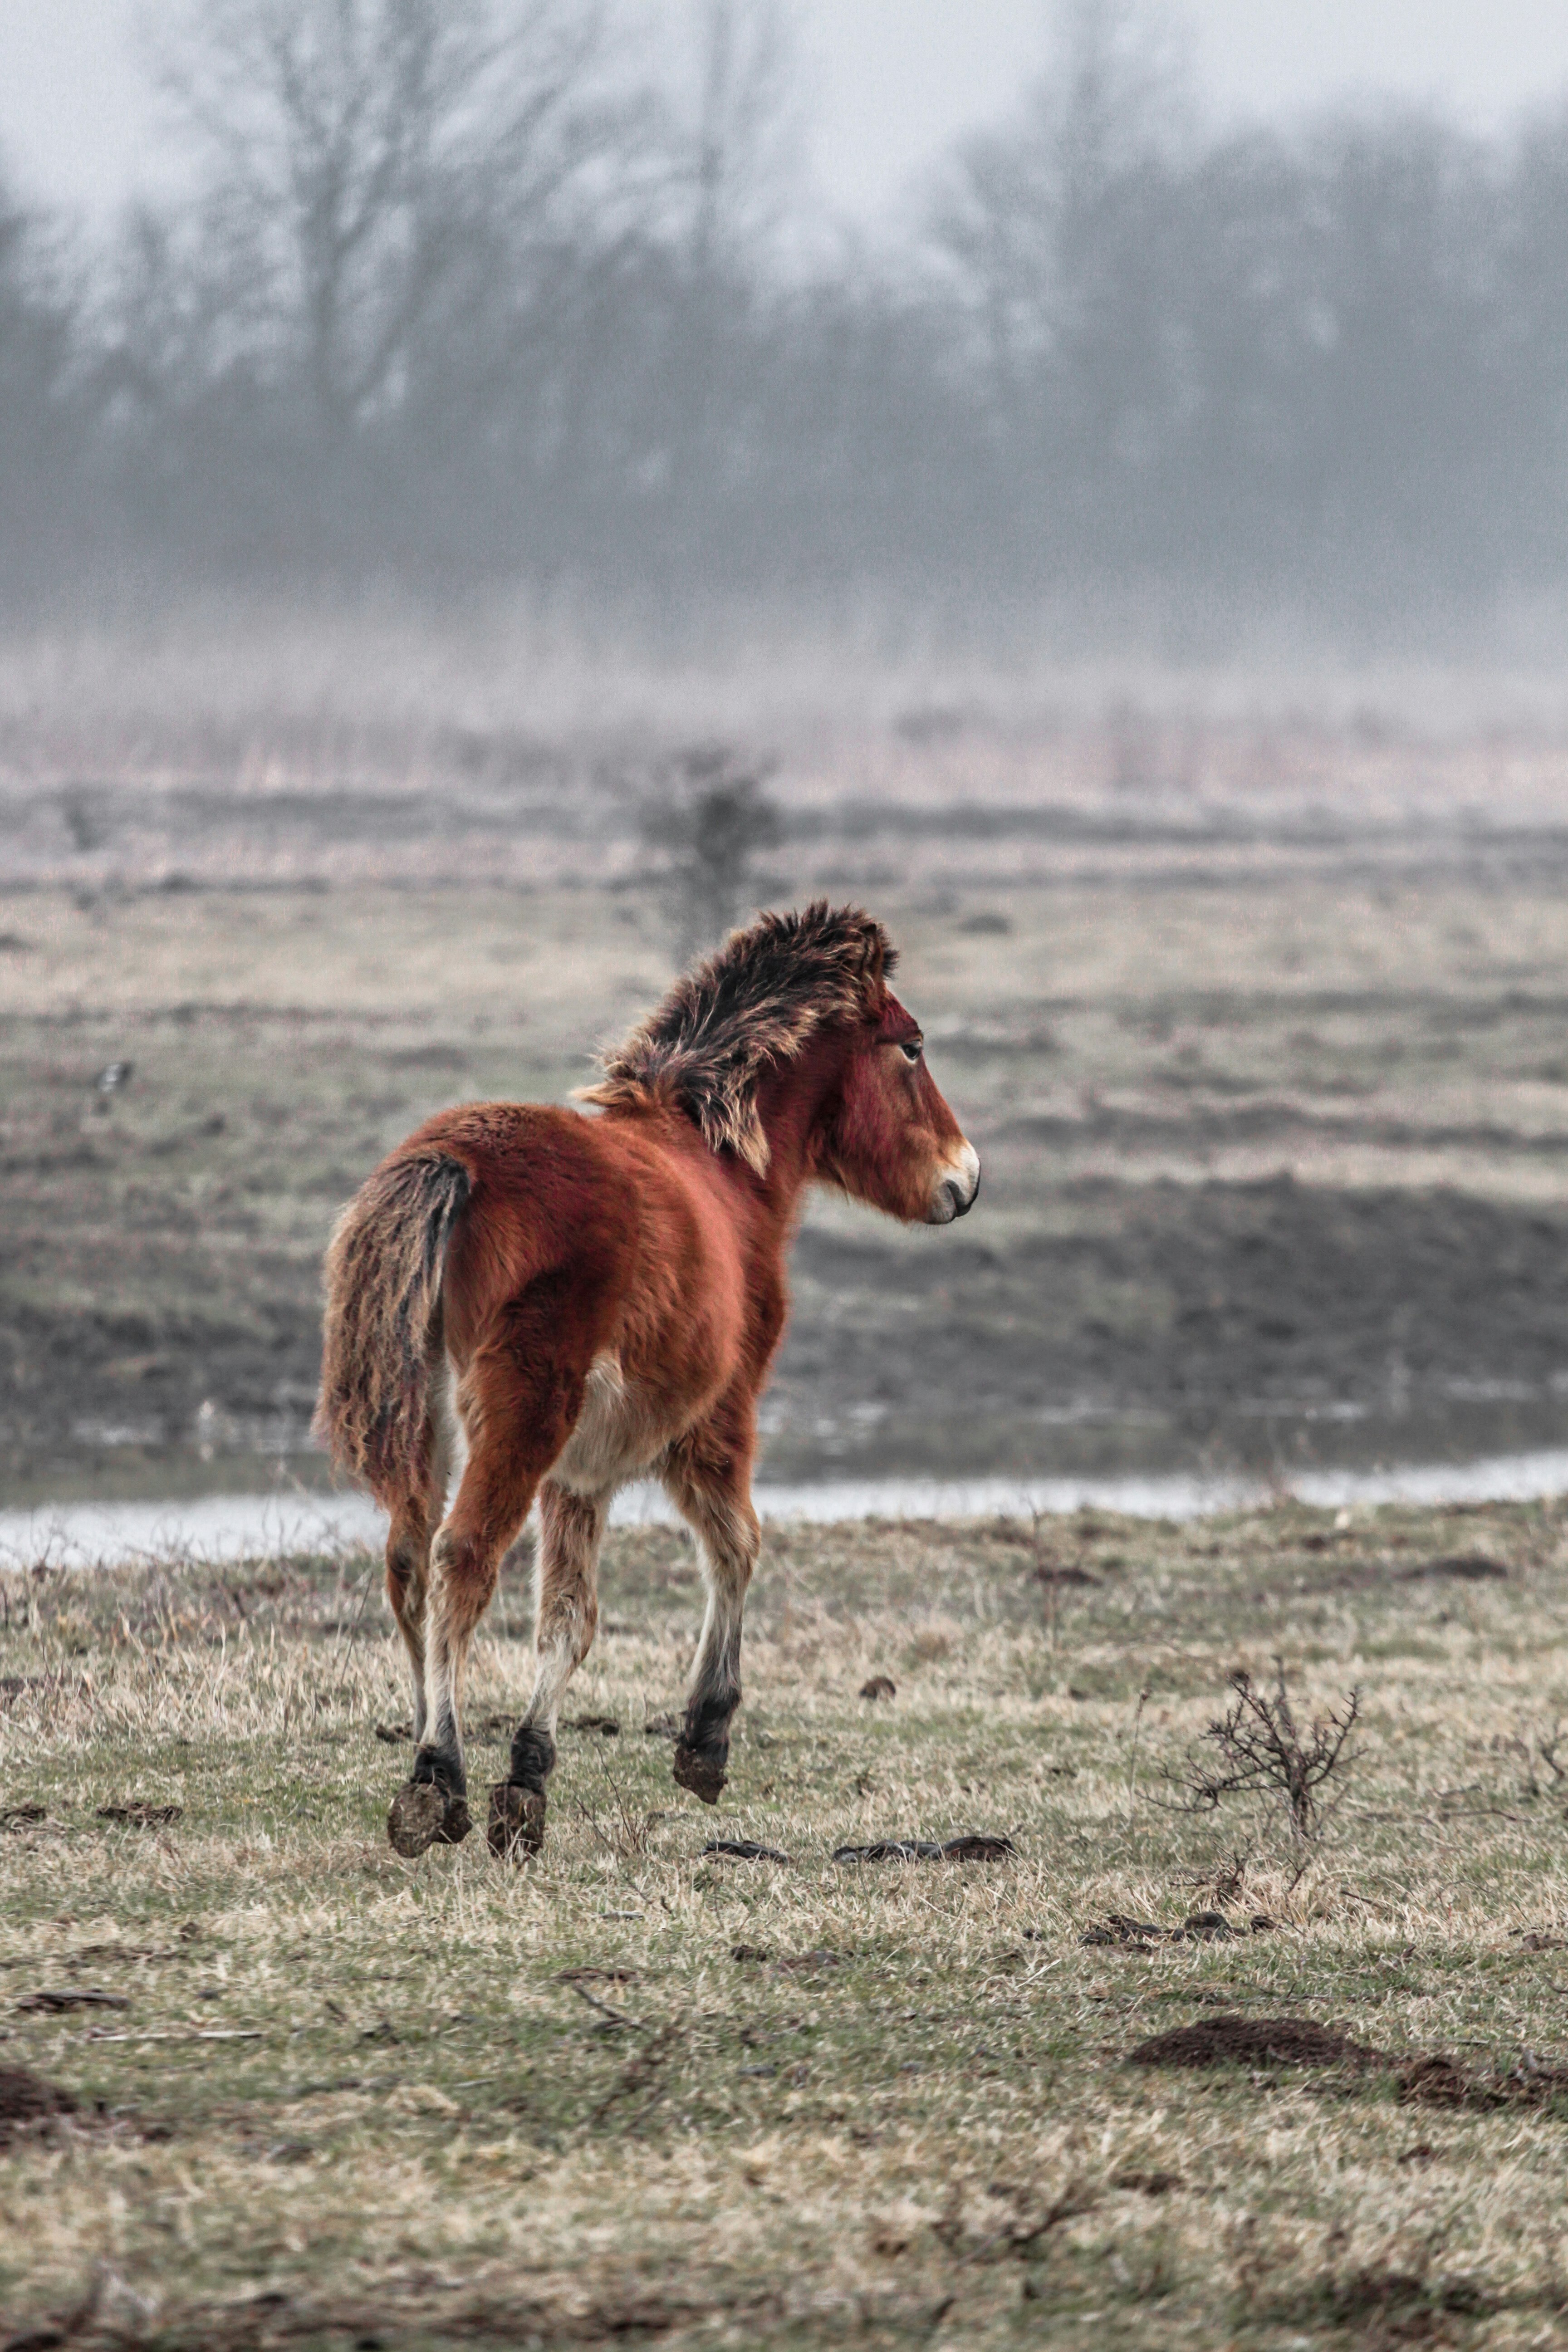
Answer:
387;1781;472;1857
487;1782;547;1861
673;1742;726;1805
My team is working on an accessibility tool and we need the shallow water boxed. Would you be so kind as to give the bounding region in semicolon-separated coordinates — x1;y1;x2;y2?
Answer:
4;1449;1568;1569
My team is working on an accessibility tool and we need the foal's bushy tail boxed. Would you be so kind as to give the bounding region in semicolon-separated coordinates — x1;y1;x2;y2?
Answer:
315;1153;471;1505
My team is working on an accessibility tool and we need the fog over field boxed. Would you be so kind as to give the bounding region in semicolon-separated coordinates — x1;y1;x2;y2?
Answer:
5;0;1568;647
5;0;1568;1505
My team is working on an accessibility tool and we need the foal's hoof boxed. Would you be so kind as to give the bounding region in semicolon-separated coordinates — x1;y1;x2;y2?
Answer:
387;1781;472;1857
672;1742;726;1806
487;1782;547;1862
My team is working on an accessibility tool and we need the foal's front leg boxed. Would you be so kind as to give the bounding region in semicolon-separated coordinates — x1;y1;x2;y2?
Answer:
663;1430;761;1805
488;1482;604;1860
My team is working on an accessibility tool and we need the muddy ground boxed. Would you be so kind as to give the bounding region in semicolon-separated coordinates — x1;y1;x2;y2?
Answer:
5;697;1568;1498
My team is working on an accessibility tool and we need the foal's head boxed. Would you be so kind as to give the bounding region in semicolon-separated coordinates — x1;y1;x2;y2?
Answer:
585;901;980;1223
816;980;981;1226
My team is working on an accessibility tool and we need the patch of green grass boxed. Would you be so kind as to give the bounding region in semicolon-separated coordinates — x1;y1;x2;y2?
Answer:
5;1502;1568;2347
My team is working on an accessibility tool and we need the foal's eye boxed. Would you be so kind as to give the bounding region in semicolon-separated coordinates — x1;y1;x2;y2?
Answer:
898;1040;923;1065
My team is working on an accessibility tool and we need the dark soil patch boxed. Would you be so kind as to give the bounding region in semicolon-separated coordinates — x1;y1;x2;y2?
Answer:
0;2065;77;2139
1278;2265;1494;2341
563;1714;620;1735
1082;1913;1164;1945
1128;2014;1383;2070
1083;1910;1272;1946
834;1833;1016;1863
97;1802;182;1827
1401;1553;1509;1582
768;1179;1568;1478
0;1675;77;1705
16;1988;129;2014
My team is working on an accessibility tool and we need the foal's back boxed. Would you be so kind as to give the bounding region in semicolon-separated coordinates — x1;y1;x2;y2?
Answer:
414;1097;760;1428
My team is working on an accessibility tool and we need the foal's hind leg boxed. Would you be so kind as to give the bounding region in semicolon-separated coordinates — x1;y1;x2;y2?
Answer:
487;1480;604;1861
383;1405;453;1749
662;1409;761;1805
385;1498;433;1750
388;1338;585;1859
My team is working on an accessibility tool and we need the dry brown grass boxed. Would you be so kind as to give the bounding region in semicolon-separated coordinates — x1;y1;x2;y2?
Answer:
5;1499;1568;2346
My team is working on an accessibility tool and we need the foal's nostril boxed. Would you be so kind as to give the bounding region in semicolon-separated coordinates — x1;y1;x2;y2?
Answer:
930;1144;980;1224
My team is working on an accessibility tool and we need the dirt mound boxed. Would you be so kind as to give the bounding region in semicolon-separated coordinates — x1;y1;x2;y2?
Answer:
0;2065;77;2140
1399;2051;1568;2110
1128;2014;1382;2070
1128;2018;1568;2106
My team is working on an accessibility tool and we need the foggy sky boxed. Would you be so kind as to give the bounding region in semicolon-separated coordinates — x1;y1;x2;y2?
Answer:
3;0;1568;237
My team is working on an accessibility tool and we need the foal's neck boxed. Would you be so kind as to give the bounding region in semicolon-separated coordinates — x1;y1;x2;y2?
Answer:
750;1031;848;1220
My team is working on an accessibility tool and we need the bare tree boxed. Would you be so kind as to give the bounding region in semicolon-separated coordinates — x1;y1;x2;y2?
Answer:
146;0;637;439
926;0;1196;558
0;162;96;604
643;1;804;553
679;0;801;277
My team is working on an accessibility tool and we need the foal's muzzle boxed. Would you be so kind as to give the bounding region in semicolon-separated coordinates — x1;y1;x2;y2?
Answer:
927;1140;981;1225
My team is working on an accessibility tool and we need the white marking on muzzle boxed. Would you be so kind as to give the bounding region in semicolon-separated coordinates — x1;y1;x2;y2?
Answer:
927;1139;981;1224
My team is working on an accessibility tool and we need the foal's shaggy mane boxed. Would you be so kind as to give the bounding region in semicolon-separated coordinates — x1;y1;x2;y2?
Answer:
581;902;894;1173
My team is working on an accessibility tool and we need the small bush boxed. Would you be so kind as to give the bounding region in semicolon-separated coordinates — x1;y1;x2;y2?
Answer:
1164;1659;1361;1848
638;745;783;960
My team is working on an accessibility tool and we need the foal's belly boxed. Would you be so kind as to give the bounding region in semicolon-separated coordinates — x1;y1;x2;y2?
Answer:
551;1352;670;1497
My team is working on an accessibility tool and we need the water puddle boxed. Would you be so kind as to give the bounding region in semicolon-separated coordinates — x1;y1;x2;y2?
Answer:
4;1448;1568;1569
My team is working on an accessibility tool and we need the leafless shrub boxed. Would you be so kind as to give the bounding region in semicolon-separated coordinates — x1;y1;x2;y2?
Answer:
638;745;783;960
1164;1660;1362;1847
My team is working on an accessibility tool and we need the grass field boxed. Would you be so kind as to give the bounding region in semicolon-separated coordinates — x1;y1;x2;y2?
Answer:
6;1497;1568;2347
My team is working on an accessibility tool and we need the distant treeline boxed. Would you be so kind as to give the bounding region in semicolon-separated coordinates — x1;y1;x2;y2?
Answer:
5;0;1568;636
